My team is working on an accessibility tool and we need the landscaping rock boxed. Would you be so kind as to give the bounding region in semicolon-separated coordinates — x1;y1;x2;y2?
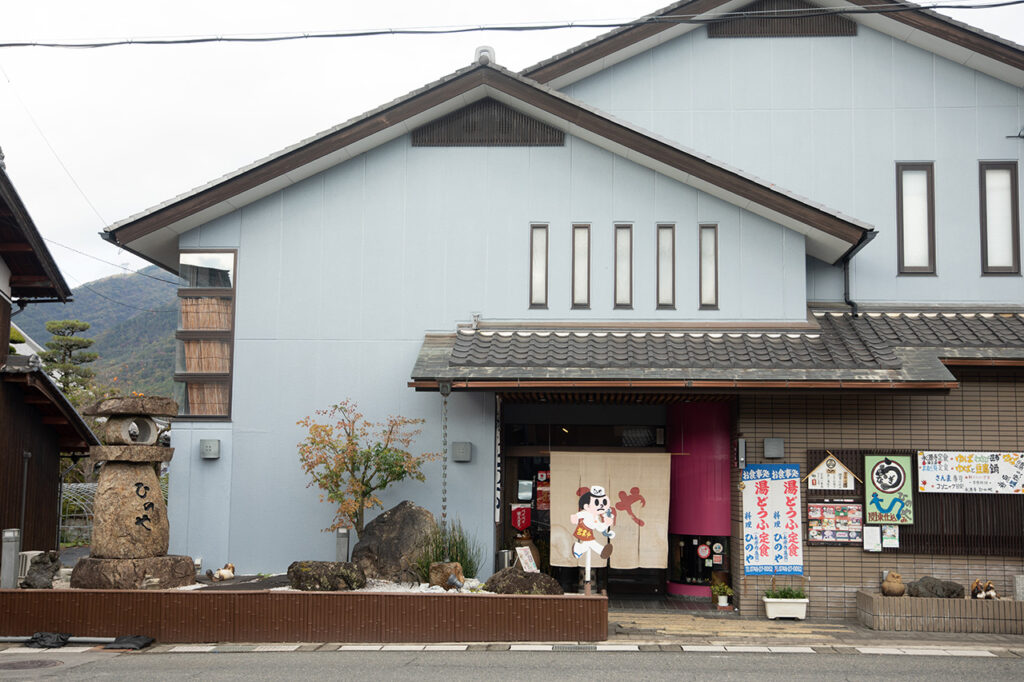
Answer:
484;565;563;595
906;575;964;598
20;550;61;589
350;501;436;583
83;396;178;417
429;562;465;590
287;561;367;591
70;555;195;589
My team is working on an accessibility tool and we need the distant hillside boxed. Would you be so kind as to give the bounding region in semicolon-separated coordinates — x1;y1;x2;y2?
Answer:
15;265;180;398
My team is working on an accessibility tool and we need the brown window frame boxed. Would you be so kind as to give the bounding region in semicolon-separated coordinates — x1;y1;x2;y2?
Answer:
896;162;936;275
614;224;633;309
529;224;548;309
175;249;237;420
571;223;590;309
980;161;1020;275
699;223;719;310
656;224;675;310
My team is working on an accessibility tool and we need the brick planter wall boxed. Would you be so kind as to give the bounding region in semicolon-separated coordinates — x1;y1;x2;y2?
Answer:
0;590;607;643
856;591;1024;634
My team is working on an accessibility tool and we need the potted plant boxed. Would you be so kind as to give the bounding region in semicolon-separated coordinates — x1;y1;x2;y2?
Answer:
711;582;734;607
762;578;808;619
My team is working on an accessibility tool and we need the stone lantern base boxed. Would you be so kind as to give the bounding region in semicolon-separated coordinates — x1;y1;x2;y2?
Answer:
70;555;196;590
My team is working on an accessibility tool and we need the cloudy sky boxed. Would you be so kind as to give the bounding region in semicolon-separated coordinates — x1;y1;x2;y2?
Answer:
1;1;1022;287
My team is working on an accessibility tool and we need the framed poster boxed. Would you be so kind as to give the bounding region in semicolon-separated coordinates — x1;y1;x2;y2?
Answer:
865;455;913;525
807;502;863;545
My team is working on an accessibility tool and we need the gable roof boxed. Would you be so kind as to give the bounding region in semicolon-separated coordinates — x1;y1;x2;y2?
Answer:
0;165;71;302
521;0;1024;88
104;62;873;269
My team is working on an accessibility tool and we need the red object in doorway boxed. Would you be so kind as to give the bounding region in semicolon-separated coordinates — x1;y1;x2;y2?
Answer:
511;505;532;530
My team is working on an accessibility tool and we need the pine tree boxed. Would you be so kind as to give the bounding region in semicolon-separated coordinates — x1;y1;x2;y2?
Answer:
39;319;98;403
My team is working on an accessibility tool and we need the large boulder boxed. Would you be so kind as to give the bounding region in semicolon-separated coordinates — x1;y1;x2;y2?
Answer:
485;566;563;595
20;551;61;589
287;561;366;591
906;576;964;599
70;556;195;589
429;562;465;590
350;501;436;583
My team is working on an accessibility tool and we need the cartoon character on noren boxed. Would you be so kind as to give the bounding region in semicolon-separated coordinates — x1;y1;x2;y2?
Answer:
570;485;616;560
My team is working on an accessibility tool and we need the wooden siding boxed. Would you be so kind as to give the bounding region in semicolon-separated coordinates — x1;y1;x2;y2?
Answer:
0;381;60;551
708;0;857;38
412;98;564;147
730;368;1024;620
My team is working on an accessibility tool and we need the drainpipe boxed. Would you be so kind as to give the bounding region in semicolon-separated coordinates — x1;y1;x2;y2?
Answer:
841;230;877;317
20;451;31;536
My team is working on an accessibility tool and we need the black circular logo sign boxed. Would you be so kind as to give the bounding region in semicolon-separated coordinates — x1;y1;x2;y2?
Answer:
870;459;906;493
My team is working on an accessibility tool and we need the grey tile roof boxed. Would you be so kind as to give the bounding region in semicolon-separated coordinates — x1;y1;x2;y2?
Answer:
410;312;1024;386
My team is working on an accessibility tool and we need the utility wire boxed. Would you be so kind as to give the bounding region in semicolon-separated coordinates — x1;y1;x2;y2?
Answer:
0;1;1020;49
62;271;178;314
43;237;182;286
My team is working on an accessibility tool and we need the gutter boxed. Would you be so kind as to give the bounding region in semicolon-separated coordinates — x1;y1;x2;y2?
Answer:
841;229;877;317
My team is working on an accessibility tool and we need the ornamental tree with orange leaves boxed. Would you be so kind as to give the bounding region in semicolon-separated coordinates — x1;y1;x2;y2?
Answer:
297;400;436;535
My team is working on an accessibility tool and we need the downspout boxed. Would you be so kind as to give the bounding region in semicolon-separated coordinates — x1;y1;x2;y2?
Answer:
840;230;876;317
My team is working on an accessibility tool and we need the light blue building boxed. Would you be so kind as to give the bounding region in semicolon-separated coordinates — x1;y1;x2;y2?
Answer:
104;1;1024;618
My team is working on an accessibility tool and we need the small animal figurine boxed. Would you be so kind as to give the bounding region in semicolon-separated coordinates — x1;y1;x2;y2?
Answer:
971;579;985;599
983;581;999;600
881;571;905;597
206;563;236;582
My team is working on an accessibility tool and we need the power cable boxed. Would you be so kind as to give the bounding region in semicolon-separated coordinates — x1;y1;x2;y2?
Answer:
0;1;1020;49
62;271;178;314
43;237;182;286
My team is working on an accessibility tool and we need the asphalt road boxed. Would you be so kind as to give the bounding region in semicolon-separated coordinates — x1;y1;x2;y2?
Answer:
6;651;1023;681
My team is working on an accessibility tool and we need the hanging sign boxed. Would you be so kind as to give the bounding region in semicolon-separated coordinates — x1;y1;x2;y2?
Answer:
742;463;803;576
865;455;913;525
510;504;532;531
807;455;857;490
918;451;1024;494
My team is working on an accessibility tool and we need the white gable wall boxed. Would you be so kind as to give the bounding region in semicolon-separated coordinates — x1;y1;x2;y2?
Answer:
170;131;809;573
565;25;1024;305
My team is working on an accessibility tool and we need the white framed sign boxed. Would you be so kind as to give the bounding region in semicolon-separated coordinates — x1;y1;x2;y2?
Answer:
807;455;857;491
918;451;1024;494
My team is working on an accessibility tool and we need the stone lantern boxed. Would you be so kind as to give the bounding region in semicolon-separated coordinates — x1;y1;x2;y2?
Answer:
70;397;195;589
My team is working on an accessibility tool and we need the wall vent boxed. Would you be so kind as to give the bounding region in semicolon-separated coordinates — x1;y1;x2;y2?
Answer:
412;98;564;147
708;0;857;38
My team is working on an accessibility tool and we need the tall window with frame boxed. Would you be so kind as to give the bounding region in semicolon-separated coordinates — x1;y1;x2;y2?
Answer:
175;250;235;418
572;224;590;308
699;224;718;309
530;224;548;308
980;161;1020;275
896;162;935;274
657;224;675;309
614;224;632;308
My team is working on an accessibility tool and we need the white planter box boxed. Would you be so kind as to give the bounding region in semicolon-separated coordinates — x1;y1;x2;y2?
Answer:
763;597;809;620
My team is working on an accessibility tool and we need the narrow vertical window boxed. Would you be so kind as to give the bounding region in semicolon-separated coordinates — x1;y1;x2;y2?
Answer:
699;224;718;309
530;224;548;308
896;162;935;274
572;224;590;308
980;161;1020;274
614;224;632;308
657;224;675;308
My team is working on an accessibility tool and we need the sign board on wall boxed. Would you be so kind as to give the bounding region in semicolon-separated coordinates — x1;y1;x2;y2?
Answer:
918;451;1024;494
807;455;856;491
742;464;803;575
864;455;913;525
807;502;863;545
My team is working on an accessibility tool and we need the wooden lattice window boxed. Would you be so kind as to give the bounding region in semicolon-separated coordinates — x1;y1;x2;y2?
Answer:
175;251;235;418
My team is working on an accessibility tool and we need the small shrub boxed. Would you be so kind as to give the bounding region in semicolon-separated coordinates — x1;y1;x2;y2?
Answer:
764;586;805;599
711;583;734;597
414;520;483;581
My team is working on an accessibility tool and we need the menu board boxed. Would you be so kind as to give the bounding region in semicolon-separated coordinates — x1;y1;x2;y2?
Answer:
807;502;863;545
918;451;1024;494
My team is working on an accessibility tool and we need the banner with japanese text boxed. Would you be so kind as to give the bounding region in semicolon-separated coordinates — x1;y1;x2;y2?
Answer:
865;455;914;524
918;451;1024;494
742;464;803;576
549;451;670;570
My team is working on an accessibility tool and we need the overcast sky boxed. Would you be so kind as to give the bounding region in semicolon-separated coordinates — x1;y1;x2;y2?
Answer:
1;1;1022;287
